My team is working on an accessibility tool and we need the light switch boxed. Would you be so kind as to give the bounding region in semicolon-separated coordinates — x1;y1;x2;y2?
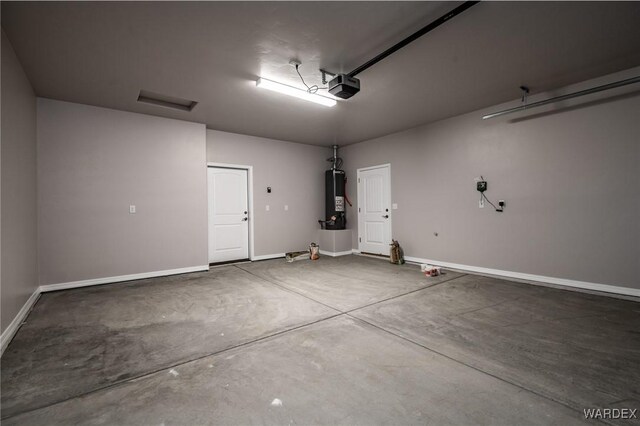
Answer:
392;203;398;210
129;205;136;214
284;205;289;211
266;205;270;211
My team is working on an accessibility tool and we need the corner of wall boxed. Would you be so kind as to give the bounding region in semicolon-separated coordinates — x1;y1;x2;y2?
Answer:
1;29;39;347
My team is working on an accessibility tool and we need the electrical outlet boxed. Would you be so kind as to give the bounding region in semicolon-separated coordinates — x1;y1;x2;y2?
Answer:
479;198;485;208
265;205;270;211
129;205;136;214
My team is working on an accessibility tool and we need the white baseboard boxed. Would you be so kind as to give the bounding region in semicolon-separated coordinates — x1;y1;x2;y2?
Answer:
251;253;285;261
351;249;361;254
320;250;354;257
404;256;640;298
1;287;41;357
39;265;210;293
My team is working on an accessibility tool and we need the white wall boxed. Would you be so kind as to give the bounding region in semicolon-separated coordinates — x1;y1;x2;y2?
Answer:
1;30;38;333
342;67;640;291
207;129;327;256
37;99;208;285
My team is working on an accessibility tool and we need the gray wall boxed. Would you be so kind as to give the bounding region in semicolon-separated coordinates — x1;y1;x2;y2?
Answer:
37;99;208;285
207;129;327;256
342;68;640;290
1;30;39;333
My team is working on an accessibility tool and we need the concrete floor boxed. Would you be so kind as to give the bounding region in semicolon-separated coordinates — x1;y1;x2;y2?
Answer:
1;255;639;425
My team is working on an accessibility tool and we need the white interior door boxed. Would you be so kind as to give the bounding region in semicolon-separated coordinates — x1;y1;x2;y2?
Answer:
357;165;391;255
208;167;249;263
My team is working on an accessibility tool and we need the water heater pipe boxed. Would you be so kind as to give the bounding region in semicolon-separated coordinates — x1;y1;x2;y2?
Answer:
327;144;343;170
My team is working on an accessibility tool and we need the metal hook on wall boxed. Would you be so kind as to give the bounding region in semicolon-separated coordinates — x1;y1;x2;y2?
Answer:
520;86;530;105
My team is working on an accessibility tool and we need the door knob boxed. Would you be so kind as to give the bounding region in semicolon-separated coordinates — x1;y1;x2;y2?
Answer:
242;217;248;221
382;215;389;218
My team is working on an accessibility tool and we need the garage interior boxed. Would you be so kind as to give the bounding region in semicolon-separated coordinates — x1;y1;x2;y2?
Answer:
1;1;639;425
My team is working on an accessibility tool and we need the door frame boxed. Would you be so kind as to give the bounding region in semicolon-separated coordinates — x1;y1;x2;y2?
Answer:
356;163;392;255
207;162;255;261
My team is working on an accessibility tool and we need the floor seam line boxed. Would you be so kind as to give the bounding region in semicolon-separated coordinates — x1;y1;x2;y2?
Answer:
6;262;623;425
5;263;344;420
344;273;468;314
234;264;343;313
345;313;606;424
450;296;521;317
236;263;468;316
1;312;347;421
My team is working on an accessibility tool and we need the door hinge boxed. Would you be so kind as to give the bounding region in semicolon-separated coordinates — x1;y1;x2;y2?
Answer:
358;178;360;183
359;237;361;242
358;207;361;213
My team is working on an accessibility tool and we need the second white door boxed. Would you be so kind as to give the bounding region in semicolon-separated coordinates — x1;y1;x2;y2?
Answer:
208;167;249;263
357;164;391;255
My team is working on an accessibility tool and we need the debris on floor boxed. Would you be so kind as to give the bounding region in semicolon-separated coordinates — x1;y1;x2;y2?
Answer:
421;264;442;277
310;242;320;260
271;398;283;407
168;369;179;377
389;240;405;265
285;251;310;262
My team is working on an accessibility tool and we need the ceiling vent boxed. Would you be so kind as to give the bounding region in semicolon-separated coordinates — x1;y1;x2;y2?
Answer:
137;90;198;111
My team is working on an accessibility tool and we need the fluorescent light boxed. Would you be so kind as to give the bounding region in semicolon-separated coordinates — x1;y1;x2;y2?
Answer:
256;77;336;107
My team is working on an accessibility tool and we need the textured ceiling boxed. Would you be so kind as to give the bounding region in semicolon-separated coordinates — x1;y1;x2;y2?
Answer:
3;1;640;146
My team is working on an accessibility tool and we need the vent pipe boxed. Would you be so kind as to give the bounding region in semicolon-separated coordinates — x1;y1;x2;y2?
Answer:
328;145;343;170
332;145;338;170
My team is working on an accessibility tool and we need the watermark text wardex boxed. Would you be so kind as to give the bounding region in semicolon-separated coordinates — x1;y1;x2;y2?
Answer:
583;408;637;420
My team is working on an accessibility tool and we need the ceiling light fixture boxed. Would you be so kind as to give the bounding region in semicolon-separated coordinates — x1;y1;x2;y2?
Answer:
256;77;336;107
137;90;198;111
